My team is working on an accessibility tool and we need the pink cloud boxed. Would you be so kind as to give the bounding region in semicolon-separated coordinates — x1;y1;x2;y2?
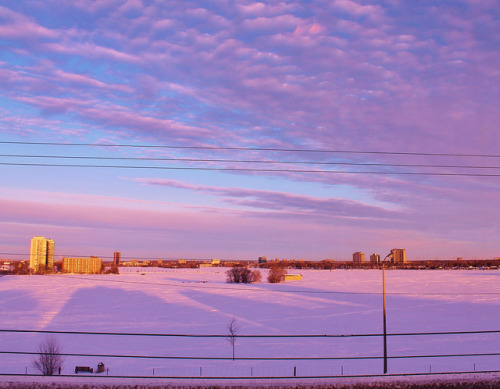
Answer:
241;15;302;32
70;0;121;13
78;104;217;141
133;178;401;220
52;70;133;93
153;18;177;31
0;6;59;41
43;42;141;64
331;0;385;21
17;96;82;115
237;2;298;17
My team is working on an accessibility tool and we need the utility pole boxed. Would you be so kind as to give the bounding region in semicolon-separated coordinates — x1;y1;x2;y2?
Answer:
382;253;391;374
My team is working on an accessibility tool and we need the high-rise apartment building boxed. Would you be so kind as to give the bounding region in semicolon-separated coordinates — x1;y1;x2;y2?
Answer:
370;253;380;264
30;236;55;271
353;252;365;263
113;251;121;267
391;248;407;263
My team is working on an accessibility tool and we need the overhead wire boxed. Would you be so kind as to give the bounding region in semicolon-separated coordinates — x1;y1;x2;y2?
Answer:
2;141;500;177
1;162;500;177
0;350;499;361
1;328;499;338
2;140;500;158
1;153;500;170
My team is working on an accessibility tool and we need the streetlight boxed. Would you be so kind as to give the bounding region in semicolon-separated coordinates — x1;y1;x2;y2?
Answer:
382;252;392;374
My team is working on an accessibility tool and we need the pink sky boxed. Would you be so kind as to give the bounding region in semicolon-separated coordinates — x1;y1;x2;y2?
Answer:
1;1;499;260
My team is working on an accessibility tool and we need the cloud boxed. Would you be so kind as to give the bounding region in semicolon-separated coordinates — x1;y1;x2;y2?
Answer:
52;69;133;93
331;0;385;21
44;41;141;64
0;6;59;41
241;15;302;32
133;178;402;220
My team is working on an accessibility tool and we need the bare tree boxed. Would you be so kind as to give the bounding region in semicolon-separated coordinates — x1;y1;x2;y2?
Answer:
226;267;262;283
267;266;287;283
251;269;262;283
226;316;240;361
32;336;63;376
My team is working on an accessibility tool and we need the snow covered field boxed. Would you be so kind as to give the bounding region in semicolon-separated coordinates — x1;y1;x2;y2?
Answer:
0;268;499;380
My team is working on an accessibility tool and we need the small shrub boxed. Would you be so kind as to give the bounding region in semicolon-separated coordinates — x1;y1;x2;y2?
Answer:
226;267;260;283
251;269;262;283
267;266;287;283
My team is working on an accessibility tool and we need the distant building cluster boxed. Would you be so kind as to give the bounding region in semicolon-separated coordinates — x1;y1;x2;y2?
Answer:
62;256;102;274
30;236;54;271
353;249;407;264
29;236;106;274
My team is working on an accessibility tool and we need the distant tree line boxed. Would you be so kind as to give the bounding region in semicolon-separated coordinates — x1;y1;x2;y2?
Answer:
257;259;500;270
2;258;498;275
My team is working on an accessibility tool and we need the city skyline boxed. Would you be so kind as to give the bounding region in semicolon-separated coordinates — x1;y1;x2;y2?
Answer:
1;1;500;260
12;236;495;263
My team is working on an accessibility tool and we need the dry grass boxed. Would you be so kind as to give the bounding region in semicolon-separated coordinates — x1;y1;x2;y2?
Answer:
1;381;499;389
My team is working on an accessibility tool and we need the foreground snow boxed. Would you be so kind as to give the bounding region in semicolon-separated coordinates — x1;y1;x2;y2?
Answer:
0;268;499;381
1;372;500;388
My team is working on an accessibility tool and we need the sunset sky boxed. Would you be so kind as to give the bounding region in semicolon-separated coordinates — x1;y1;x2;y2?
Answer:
1;0;499;261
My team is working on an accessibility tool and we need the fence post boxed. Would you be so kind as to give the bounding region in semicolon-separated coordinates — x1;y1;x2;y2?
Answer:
341;366;344;376
153;368;155;376
474;363;476;372
200;367;202;377
429;365;432;373
25;366;27;375
294;366;296;377
251;367;253;377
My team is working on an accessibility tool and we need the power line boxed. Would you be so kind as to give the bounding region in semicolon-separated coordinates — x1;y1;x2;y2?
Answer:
1;328;499;338
0;350;499;361
2;140;500;158
1;154;500;170
2;162;500;177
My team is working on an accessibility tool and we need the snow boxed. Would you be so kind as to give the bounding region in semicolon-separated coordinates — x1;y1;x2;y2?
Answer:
0;268;499;384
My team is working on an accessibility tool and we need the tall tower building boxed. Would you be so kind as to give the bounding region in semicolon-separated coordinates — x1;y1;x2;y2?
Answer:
391;248;407;264
113;251;121;267
353;252;365;263
30;236;55;271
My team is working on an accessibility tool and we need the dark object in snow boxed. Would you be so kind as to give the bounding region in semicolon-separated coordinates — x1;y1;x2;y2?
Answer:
96;362;105;373
74;366;93;374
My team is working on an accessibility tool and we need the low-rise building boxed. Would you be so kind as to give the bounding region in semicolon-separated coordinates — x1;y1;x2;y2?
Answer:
62;256;102;274
282;274;303;281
